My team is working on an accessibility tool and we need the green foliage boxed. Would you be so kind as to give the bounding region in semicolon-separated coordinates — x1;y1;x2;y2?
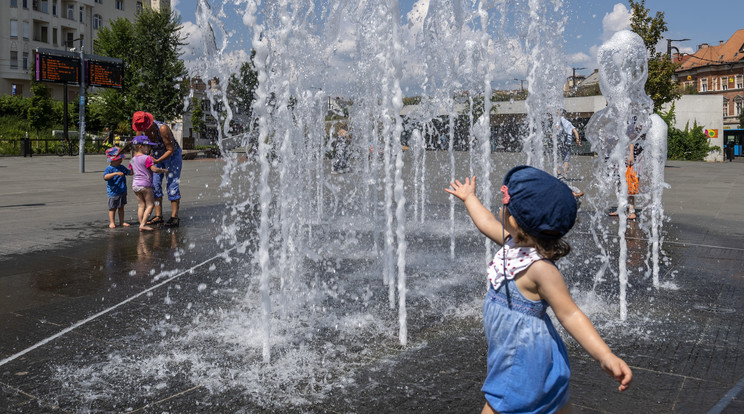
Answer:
190;96;205;137
402;96;421;106
628;0;680;112
93;9;187;129
27;82;55;139
227;52;258;119
0;94;30;117
662;105;715;160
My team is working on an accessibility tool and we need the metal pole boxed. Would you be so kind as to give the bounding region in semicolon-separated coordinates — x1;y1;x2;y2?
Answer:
78;35;86;173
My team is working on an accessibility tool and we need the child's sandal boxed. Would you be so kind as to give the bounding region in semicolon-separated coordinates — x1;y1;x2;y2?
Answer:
164;216;180;228
146;216;164;225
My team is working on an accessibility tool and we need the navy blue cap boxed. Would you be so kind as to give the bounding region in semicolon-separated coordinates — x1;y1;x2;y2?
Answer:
501;165;577;239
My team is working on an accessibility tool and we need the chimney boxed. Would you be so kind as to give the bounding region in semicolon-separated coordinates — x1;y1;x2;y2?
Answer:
720;40;724;45
698;43;709;50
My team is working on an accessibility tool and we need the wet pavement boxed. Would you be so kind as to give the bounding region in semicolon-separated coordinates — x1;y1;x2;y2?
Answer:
1;153;743;413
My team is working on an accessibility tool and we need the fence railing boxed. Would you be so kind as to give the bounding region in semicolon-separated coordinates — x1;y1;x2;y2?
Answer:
0;138;127;156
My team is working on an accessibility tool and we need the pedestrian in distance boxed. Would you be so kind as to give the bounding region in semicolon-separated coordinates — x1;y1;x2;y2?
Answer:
445;166;632;414
131;111;183;227
555;109;582;179
128;135;169;232
103;147;131;229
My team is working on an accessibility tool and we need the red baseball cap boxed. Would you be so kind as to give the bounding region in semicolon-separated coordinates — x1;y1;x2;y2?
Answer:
132;111;153;132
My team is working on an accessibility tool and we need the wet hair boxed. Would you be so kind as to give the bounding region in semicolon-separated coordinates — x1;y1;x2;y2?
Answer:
505;206;571;261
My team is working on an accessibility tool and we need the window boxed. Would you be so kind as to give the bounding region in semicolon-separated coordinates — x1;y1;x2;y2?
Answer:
53;28;57;45
40;26;48;42
23;0;28;8
737;75;744;89
67;4;74;19
736;101;743;116
52;0;57;16
721;77;729;91
95;0;102;3
22;53;28;70
93;14;102;29
11;0;18;7
10;51;18;69
41;0;48;13
12;84;23;96
723;101;729;117
136;1;143;13
10;20;18;38
700;78;708;92
79;6;84;22
116;0;123;10
23;22;29;39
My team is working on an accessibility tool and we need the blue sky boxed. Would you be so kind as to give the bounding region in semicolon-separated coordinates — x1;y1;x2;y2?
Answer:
172;0;742;91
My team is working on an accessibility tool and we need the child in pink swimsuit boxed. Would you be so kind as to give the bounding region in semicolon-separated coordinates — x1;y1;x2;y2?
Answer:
129;135;168;231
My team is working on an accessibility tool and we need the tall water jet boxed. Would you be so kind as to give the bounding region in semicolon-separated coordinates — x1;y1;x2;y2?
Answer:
584;30;668;320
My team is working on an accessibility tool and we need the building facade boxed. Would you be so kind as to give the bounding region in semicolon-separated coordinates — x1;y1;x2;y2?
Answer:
1;0;168;99
675;29;744;130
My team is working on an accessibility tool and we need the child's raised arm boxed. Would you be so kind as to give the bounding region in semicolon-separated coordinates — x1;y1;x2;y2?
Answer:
445;176;508;245
531;263;633;392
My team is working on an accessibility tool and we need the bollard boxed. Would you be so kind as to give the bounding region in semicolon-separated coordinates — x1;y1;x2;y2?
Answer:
20;137;32;157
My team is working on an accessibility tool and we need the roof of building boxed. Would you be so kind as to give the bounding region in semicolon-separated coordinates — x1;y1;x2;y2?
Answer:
678;28;744;71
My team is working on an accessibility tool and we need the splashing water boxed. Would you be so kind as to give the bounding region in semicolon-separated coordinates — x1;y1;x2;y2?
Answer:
584;30;668;320
46;2;670;410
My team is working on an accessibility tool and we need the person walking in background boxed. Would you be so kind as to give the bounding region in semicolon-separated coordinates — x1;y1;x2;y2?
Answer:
445;166;632;414
104;126;115;148
556;110;582;179
131;111;183;227
331;127;351;174
103;147;131;229
129;135;169;232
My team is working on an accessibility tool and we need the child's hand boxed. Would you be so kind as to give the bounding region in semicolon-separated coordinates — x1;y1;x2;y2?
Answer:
117;172;125;177
600;354;632;392
445;176;477;203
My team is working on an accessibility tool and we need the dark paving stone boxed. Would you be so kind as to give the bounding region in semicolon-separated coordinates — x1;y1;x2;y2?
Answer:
0;382;34;411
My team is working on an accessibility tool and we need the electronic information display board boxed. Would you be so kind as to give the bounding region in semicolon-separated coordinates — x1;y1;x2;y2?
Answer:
36;52;80;84
87;60;124;89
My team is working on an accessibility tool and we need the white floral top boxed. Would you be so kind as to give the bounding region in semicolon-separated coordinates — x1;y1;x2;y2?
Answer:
486;238;544;292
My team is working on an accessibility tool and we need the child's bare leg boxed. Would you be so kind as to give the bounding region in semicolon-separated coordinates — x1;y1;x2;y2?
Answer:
481;402;497;414
108;209;117;228
135;191;153;231
118;207;130;227
140;189;156;231
557;400;573;413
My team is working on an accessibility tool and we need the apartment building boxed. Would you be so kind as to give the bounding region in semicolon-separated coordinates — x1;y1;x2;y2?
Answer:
1;0;170;99
675;29;744;129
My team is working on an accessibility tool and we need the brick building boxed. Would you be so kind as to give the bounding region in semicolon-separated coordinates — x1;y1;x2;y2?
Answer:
675;29;744;129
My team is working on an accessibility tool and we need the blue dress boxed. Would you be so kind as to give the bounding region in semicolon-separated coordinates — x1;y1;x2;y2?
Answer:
481;241;571;413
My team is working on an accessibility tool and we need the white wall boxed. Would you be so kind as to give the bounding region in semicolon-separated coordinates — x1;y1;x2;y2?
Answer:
661;95;724;162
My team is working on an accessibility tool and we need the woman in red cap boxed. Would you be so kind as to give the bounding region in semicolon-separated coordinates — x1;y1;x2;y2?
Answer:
131;111;183;227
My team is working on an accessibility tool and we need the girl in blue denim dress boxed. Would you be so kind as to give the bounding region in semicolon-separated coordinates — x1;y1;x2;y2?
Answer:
446;166;632;414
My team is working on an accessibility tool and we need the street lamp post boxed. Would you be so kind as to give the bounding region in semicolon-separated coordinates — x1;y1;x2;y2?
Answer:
513;78;525;92
666;38;690;60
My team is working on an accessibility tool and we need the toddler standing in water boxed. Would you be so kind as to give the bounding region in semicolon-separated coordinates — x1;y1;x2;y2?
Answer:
129;135;168;231
445;166;632;414
103;147;131;229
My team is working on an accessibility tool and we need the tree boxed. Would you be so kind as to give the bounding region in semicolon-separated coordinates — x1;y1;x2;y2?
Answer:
628;0;680;112
190;96;205;138
27;82;54;139
739;108;744;128
227;52;258;120
93;9;188;128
